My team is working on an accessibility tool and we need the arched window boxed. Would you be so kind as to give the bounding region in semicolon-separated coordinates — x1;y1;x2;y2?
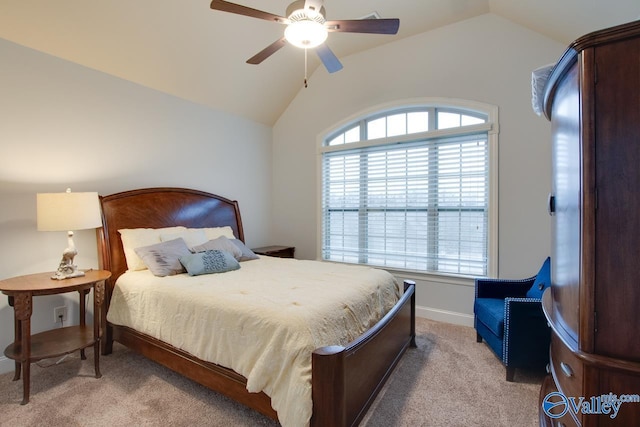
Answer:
319;99;498;277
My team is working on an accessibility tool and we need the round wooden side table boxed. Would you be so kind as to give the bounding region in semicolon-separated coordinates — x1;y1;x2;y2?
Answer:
0;269;111;404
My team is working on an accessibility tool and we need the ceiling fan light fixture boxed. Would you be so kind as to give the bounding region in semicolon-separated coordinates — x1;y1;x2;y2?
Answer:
285;20;328;48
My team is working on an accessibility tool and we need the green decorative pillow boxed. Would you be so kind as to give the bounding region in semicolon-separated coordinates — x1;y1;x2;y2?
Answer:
179;250;240;276
134;238;192;277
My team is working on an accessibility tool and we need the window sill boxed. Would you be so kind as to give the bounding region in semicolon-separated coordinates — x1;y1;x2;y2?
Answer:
383;267;476;288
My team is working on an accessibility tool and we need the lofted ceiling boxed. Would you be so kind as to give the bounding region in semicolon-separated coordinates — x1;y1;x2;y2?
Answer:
0;0;638;125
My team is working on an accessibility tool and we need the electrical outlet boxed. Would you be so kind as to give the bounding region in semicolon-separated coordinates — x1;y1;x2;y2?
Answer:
54;306;68;323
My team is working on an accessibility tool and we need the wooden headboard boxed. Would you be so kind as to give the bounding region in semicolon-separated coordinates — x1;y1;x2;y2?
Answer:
97;187;244;288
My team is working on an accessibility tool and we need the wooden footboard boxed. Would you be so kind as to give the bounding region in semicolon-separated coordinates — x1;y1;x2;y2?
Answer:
311;280;416;427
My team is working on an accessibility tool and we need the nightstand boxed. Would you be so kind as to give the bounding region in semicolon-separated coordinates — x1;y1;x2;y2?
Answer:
0;269;111;404
252;245;295;259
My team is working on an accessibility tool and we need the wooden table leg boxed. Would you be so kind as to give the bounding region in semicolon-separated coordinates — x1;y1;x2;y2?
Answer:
13;329;21;381
8;296;21;381
79;289;89;360
93;282;104;378
13;293;32;405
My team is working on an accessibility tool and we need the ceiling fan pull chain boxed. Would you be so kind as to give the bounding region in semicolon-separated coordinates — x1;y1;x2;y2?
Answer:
304;47;309;88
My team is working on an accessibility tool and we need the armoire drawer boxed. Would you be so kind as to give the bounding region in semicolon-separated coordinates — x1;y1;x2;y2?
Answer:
540;374;579;427
550;333;584;417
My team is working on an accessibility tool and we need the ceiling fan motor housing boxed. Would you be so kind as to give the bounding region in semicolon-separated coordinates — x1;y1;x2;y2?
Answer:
286;0;326;23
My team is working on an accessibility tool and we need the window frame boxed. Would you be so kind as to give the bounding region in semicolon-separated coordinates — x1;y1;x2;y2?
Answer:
317;98;499;278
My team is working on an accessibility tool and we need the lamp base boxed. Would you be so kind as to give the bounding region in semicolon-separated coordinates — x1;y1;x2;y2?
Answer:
51;236;85;280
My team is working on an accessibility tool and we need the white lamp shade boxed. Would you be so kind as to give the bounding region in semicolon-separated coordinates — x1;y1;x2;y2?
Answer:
37;191;102;231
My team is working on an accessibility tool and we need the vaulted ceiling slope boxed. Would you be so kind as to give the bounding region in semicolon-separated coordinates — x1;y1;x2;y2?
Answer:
0;1;637;125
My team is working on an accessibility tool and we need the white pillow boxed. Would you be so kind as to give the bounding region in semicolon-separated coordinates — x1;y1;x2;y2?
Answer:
160;229;208;249
201;226;236;241
119;226;186;271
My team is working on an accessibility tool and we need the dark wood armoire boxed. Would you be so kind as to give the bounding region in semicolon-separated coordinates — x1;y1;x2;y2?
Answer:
539;20;640;427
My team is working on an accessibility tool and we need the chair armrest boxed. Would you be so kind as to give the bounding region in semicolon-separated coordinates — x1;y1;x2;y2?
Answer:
504;297;546;326
502;298;551;366
475;276;535;299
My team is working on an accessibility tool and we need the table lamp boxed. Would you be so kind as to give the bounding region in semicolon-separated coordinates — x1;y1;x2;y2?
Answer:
37;188;102;280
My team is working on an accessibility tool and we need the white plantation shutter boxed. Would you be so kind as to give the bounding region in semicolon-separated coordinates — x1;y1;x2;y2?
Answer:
321;132;489;276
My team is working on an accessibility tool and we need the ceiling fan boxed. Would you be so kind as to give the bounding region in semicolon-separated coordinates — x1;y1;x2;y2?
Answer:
209;0;400;77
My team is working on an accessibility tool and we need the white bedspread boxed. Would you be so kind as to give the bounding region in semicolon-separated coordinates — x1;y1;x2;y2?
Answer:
107;256;401;427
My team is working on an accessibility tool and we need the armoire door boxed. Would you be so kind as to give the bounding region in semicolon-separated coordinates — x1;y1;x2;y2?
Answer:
592;37;640;360
550;61;582;345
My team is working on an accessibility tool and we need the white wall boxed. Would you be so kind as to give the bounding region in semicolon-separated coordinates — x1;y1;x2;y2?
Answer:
272;13;565;325
0;39;272;373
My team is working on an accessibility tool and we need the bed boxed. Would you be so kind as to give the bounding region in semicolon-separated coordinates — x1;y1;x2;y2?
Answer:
97;187;416;427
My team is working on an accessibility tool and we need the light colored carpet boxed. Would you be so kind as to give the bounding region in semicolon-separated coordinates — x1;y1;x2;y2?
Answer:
0;318;544;426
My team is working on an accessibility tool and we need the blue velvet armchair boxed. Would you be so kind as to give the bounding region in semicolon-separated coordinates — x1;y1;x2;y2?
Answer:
474;257;552;381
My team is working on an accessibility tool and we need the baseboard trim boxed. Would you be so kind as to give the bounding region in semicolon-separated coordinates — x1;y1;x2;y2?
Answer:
416;305;474;327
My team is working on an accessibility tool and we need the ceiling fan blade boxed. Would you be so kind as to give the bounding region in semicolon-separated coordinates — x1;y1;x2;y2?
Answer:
325;18;400;34
316;44;343;73
247;38;288;65
210;0;289;24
